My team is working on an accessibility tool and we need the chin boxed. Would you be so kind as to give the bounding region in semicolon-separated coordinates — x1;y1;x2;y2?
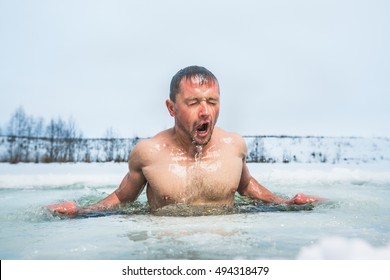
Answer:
193;135;212;146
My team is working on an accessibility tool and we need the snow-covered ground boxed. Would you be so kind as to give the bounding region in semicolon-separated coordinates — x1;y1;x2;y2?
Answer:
1;161;389;190
244;136;390;164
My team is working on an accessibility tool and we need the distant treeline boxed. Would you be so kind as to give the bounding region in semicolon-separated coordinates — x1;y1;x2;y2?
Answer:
1;107;389;164
1;134;389;164
0;107;139;163
0;135;140;163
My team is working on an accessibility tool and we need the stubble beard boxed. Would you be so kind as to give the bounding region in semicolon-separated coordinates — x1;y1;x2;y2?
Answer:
176;119;214;148
192;134;211;146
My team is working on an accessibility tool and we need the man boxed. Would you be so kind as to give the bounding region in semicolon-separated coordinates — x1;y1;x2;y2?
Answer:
48;66;324;217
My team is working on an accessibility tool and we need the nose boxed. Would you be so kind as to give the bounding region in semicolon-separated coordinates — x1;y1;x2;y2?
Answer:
198;101;210;117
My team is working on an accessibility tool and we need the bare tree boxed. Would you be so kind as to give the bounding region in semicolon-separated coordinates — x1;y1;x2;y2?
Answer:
103;127;118;162
6;107;31;163
63;117;81;162
32;117;45;163
45;117;67;162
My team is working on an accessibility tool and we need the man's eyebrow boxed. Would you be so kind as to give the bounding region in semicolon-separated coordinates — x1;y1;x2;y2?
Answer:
184;96;219;102
184;97;199;101
184;96;219;101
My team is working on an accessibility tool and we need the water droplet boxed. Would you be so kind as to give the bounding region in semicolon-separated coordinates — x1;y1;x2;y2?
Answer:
194;145;203;161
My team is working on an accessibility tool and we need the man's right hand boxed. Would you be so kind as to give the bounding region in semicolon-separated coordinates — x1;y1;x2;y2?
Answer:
47;201;79;217
289;193;327;205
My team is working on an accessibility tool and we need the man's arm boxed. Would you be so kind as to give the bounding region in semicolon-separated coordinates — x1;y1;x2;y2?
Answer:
47;143;147;217
237;162;325;205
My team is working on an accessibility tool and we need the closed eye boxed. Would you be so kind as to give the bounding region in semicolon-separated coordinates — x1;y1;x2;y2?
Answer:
185;98;219;106
187;100;199;106
207;98;219;105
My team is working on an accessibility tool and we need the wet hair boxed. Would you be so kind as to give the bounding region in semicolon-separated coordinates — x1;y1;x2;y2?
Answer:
169;65;219;102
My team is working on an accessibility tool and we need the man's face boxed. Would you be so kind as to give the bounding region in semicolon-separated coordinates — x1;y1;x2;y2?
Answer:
167;77;220;146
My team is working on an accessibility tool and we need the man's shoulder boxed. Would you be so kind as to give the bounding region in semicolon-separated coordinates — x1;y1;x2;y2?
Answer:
214;127;245;143
213;127;247;157
132;129;172;154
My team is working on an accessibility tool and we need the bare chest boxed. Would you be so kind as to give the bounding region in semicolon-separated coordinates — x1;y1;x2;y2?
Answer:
143;151;243;207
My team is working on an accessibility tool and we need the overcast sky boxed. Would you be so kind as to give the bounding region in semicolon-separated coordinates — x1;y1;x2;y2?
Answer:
1;0;389;138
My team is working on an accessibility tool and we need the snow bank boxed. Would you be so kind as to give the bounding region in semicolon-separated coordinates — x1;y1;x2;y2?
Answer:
0;162;127;188
297;236;390;259
1;162;389;189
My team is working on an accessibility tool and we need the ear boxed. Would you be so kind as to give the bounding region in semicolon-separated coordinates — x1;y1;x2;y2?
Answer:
166;99;176;117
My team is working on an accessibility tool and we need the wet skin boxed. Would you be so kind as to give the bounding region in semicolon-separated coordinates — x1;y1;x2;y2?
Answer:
114;78;245;211
125;127;246;211
48;78;325;216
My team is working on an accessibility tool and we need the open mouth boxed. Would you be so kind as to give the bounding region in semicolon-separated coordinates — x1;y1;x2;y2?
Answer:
196;122;209;136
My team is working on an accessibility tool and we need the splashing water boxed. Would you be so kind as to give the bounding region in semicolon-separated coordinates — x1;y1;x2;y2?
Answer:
191;130;203;162
194;145;203;161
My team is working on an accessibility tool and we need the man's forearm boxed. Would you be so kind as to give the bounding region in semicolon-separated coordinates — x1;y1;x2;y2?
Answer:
75;192;123;215
240;177;289;204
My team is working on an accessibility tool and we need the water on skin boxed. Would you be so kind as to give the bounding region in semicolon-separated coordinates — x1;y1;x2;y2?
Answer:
194;145;203;162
